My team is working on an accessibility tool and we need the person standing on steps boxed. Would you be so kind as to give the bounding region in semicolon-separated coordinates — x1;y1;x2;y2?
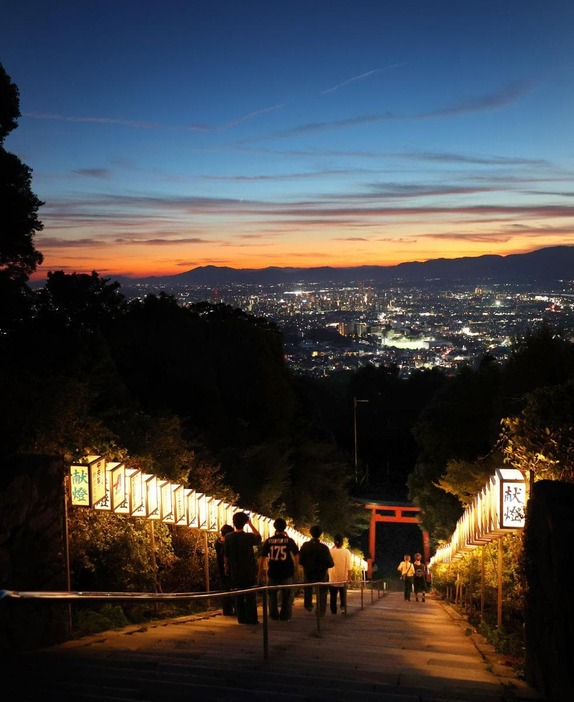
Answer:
224;512;262;624
328;534;352;614
397;553;415;601
215;524;235;615
413;552;427;602
298;525;334;616
259;517;299;621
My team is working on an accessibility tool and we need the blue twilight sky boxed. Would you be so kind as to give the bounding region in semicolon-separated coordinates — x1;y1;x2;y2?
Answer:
2;0;574;278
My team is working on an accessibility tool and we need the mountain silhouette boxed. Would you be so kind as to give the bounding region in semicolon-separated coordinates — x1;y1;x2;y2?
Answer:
115;245;573;288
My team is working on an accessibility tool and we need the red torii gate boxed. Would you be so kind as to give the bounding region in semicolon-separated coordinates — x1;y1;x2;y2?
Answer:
360;500;430;578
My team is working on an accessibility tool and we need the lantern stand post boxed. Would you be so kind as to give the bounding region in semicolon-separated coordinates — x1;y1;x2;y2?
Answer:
497;537;503;628
203;530;211;608
480;545;485;621
63;473;73;633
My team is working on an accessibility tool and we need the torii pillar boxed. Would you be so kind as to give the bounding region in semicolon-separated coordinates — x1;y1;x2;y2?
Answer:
364;502;430;578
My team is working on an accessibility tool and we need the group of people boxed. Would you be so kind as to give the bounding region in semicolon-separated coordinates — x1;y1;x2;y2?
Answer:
214;512;353;625
397;552;429;602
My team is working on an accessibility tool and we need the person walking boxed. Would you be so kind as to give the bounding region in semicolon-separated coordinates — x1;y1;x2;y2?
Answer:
224;512;262;624
412;552;427;602
328;534;352;614
298;525;334;616
214;524;235;615
259;517;299;621
397;553;415;601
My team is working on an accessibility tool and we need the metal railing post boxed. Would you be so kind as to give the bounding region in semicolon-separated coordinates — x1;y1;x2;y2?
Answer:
262;588;269;660
360;579;365;610
315;584;321;635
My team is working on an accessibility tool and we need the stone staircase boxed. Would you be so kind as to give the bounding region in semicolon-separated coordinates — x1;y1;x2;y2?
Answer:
7;592;544;702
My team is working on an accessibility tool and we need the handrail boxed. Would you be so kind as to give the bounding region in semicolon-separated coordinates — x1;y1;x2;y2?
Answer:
1;579;386;659
1;581;346;601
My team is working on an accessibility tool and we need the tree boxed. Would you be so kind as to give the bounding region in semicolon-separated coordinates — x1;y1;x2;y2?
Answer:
500;322;574;411
36;270;126;328
435;453;503;507
0;64;44;332
499;383;574;483
404;356;505;541
0;63;44;283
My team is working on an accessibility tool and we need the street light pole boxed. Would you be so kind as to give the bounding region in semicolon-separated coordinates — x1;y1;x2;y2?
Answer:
353;397;369;482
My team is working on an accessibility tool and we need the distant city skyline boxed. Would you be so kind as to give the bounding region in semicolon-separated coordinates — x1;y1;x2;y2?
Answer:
2;1;573;279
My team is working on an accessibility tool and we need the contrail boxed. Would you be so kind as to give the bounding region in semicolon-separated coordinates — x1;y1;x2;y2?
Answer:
322;63;406;94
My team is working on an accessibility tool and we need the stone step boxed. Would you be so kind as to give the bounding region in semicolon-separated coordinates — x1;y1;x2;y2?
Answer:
7;592;544;702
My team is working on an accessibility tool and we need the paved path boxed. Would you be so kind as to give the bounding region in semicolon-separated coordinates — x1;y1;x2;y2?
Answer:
6;590;545;701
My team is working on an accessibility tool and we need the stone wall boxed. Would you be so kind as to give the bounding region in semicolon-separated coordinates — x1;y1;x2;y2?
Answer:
0;455;69;651
524;480;574;701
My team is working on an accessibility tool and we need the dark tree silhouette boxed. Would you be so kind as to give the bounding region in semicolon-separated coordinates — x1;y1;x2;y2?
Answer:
0;63;44;280
0;63;44;330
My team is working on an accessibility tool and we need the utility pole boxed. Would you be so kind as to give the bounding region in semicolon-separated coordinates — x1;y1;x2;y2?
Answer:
353;397;369;482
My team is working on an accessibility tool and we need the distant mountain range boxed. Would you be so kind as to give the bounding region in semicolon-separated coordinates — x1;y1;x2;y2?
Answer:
115;246;574;289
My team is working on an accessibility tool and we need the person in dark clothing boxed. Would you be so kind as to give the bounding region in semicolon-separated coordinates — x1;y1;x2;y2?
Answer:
259;517;299;621
298;525;334;616
224;512;262;624
412;552;427;602
214;524;235;615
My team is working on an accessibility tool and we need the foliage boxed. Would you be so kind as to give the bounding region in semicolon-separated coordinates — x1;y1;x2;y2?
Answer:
501;322;574;408
36;270;126;328
164;528;218;593
287;438;369;537
346;365;446;497
0;63;20;140
0;263;371;596
0;63;43;285
430;533;526;657
409;325;574;540
68;509;175;592
436;452;503;507
407;463;463;542
498;384;574;483
74;605;130;637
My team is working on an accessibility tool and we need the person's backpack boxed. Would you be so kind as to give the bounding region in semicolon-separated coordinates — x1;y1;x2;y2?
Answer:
414;563;425;578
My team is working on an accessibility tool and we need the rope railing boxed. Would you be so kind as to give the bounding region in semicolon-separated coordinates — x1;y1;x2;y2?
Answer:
1;579;387;659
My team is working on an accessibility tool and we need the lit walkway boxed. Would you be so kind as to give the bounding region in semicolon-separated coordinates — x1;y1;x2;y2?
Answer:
7;590;544;701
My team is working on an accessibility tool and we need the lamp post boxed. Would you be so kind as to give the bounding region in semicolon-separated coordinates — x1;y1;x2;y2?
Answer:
353;397;369;482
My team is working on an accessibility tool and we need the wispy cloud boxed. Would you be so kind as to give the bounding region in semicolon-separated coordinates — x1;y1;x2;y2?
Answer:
421;82;531;118
321;64;406;94
266;83;533;140
73;168;111;178
25;103;285;133
270;113;396;138
201;167;377;182
185;104;286;132
423;232;515;243
400;150;551;167
331;236;372;241
39;191;574;225
361;183;498;199
38;237;107;248
24;112;161;129
113;237;215;246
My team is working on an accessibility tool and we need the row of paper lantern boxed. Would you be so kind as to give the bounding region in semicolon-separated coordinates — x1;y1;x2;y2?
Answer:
70;455;368;572
430;467;526;566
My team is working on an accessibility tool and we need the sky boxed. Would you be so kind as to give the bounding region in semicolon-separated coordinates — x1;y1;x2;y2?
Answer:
2;1;574;279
